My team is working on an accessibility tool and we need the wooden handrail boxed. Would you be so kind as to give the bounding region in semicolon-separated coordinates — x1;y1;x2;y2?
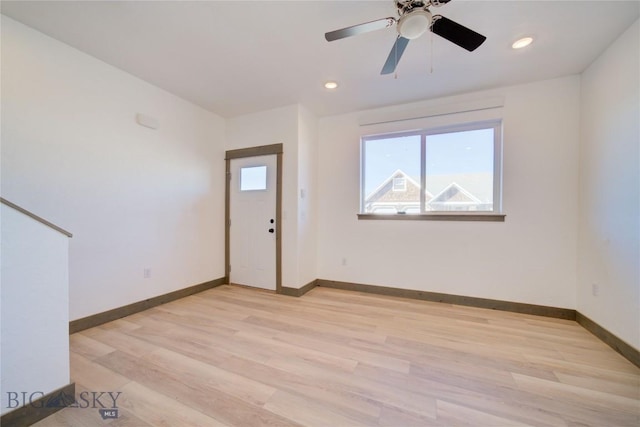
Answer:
1;197;73;238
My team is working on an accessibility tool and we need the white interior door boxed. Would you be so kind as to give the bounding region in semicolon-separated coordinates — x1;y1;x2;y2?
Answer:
230;155;277;290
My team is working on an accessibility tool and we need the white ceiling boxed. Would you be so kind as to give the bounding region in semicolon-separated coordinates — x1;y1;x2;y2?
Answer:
1;1;638;118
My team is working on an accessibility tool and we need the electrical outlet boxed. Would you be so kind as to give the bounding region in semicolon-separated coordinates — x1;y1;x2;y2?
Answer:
592;283;599;297
144;268;151;279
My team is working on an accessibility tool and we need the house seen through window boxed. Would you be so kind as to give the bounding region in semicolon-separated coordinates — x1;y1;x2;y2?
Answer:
361;121;502;215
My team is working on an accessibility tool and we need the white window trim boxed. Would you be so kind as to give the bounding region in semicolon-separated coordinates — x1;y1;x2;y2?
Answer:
360;119;504;221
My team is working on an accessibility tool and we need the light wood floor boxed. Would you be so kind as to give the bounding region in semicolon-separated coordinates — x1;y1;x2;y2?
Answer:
36;285;639;426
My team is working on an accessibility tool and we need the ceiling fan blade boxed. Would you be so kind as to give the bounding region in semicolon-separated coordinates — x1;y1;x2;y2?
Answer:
431;15;486;51
381;36;410;75
325;17;396;42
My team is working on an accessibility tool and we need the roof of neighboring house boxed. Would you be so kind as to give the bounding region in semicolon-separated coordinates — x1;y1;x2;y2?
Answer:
426;173;493;203
429;182;482;204
365;170;431;204
365;170;493;205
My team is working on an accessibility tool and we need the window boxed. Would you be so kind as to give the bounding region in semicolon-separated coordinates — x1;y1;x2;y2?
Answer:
361;120;502;217
392;177;407;192
240;165;267;191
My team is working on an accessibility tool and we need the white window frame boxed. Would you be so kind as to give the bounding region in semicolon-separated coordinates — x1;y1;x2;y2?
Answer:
360;119;504;221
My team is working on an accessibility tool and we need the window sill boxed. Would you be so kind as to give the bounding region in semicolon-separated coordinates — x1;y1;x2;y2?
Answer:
357;213;506;222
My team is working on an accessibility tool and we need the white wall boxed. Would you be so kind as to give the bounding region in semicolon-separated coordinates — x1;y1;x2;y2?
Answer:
1;204;70;414
1;16;226;321
226;105;301;288
3;11;635;356
317;76;581;309
226;104;318;289
297;105;318;287
578;20;639;349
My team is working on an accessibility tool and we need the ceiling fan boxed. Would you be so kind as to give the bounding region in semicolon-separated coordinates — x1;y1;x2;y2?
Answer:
325;0;486;75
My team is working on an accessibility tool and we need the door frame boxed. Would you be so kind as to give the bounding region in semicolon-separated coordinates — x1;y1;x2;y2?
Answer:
225;143;283;293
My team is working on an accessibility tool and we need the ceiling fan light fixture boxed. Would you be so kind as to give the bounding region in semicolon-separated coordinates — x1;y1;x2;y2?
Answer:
512;37;533;49
397;9;432;40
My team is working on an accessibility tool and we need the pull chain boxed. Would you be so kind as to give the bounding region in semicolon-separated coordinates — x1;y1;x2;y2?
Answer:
395;36;399;79
429;30;434;74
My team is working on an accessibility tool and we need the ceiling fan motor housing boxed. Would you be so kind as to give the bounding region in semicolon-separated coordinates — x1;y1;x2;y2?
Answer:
397;9;433;39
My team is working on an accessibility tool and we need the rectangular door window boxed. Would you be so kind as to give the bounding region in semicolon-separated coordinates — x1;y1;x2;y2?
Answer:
240;166;267;191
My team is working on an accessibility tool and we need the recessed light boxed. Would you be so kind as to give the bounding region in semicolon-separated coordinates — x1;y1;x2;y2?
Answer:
324;81;338;90
512;37;533;49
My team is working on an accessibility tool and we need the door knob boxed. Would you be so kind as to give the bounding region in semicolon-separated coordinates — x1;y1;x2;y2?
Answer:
268;228;274;233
